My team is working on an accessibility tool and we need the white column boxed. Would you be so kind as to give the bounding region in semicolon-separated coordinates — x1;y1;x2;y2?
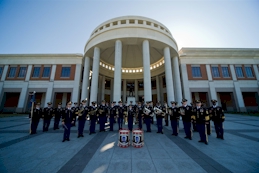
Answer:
113;40;122;102
234;82;246;112
90;47;100;103
253;64;259;80
156;76;161;102
16;83;29;113
25;65;32;81
142;40;152;102
41;93;46;108
44;82;54;106
101;76;105;100
50;65;56;81
172;56;182;103
230;65;237;81
134;79;138;101
206;65;212;81
81;56;90;101
98;75;102;103
180;64;191;103
1;65;8;81
72;64;81;103
123;79;127;102
164;47;175;103
62;93;67;107
206;64;217;104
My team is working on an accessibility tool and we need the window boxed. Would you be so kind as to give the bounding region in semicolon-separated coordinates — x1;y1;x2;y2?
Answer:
245;66;254;77
42;67;51;77
0;67;3;78
32;67;40;77
61;67;71;77
151;80;156;89
211;66;220;77
221;66;230;77
18;67;27;78
191;66;202;77
235;66;244;77
8;67;16;77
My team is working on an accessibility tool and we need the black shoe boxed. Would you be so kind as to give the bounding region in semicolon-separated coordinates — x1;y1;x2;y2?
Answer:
172;134;174;135
157;132;159;133
81;135;84;137
184;136;188;138
110;130;113;131
205;141;208;145
62;139;66;142
161;132;163;134
198;140;204;143
93;132;96;134
67;138;70;141
57;128;60;129
89;133;92;135
77;135;80;138
189;137;192;140
221;137;224;140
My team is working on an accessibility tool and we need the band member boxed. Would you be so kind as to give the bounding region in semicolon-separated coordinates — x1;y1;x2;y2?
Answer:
150;101;154;124
98;100;108;132
123;101;128;125
109;101;117;131
127;105;135;131
179;99;193;140
209;99;225;139
62;101;75;142
89;101;97;135
144;101;153;132
29;102;42;134
154;101;164;134
42;102;54;132
136;101;144;129
163;101;169;126
169;101;180;136
189;103;197;132
77;100;88;138
54;102;63;130
71;102;79;126
117;101;125;130
192;100;209;145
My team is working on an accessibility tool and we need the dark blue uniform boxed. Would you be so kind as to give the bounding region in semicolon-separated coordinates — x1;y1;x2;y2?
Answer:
71;106;79;126
117;105;126;130
127;108;135;131
209;106;225;139
193;107;209;144
109;106;117;131
30;108;42;134
136;105;144;129
98;105;108;132
43;107;54;132
77;106;88;137
54;107;63;130
62;108;75;141
169;107;180;136
179;105;193;140
89;106;97;134
144;106;153;132
155;105;164;134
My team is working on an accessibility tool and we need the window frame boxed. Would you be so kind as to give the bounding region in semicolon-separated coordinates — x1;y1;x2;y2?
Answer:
221;66;230;78
191;66;202;78
42;66;51;78
32;67;41;78
235;66;244;78
211;66;220;78
61;67;71;78
244;66;254;78
17;67;27;78
8;67;17;78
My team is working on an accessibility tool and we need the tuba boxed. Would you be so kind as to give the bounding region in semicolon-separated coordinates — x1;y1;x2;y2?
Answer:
144;107;151;116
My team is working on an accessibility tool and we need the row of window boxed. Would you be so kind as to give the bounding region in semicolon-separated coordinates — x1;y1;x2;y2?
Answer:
0;66;71;78
191;65;255;78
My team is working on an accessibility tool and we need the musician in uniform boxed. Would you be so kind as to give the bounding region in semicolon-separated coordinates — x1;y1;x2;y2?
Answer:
150;101;154;124
77;100;88;138
109;101;117;131
42;102;54;132
71;102;79;126
89;101;97;135
136;101;144;130
29;102;42;134
209;99;225;139
144;101;153;132
98;100;108;132
168;101;180;136
163;101;169;126
117;101;125;130
154;101;164;134
54;102;63;130
123;101;128;125
127;104;135;131
179;99;193;140
62;101;75;142
192;100;210;145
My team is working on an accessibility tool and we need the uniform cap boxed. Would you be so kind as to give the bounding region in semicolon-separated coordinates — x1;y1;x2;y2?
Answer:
92;101;96;104
182;98;188;102
171;101;177;105
47;102;52;105
74;102;78;104
58;102;62;105
111;101;116;103
67;101;73;105
101;100;106;102
195;99;201;103
81;100;87;103
36;102;41;105
211;99;217;103
118;101;122;103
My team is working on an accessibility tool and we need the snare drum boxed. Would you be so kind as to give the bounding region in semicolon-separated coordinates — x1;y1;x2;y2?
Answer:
118;129;130;148
132;129;144;148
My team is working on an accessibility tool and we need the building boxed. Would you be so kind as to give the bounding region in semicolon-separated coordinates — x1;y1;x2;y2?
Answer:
0;16;258;113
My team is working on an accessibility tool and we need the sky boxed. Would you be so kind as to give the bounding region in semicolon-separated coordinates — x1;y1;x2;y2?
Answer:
0;0;259;54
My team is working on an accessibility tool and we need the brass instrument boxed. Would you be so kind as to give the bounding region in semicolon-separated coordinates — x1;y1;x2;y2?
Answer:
89;107;97;115
143;107;151;115
180;107;185;115
78;107;84;116
154;107;163;114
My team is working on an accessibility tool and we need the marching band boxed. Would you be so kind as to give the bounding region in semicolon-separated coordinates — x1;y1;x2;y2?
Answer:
29;98;225;145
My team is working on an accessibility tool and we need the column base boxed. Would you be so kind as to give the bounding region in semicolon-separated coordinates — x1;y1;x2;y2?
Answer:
239;107;247;112
15;107;24;113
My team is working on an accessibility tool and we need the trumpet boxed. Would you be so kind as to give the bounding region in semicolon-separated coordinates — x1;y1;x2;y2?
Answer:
154;107;163;114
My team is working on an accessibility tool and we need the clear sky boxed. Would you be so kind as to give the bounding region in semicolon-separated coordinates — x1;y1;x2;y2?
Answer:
0;0;259;54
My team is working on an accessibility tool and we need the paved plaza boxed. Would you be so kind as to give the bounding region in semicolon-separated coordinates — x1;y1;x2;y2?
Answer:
0;114;259;173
